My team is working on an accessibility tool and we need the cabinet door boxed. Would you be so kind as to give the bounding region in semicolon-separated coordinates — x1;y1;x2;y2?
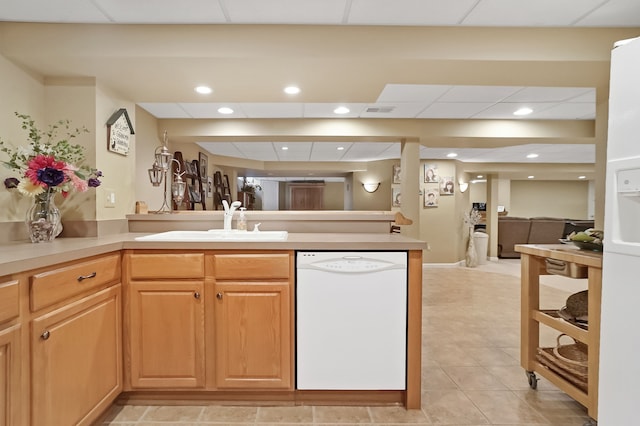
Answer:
215;282;291;389
31;285;122;426
129;281;205;388
0;325;20;426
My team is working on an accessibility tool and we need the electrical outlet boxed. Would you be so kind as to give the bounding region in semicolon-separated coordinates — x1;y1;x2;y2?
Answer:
105;189;116;208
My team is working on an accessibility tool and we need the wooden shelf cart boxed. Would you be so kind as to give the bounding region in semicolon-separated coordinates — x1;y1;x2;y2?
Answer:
515;244;602;425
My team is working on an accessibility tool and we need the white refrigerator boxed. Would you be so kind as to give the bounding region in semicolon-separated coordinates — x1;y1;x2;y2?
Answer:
599;36;640;425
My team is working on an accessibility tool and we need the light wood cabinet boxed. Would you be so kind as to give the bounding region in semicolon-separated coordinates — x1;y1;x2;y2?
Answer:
0;325;20;426
213;253;293;389
125;251;206;389
30;284;122;426
128;281;205;388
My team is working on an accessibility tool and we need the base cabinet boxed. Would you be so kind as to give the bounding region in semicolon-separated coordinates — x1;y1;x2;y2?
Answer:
128;281;205;388
30;285;121;426
214;281;291;389
0;325;20;426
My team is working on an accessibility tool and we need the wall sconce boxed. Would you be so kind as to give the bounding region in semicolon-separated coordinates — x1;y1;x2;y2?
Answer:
147;131;186;213
458;182;469;193
362;182;381;193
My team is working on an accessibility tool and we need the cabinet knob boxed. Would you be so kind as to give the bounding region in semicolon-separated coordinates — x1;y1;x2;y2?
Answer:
41;330;50;340
194;292;201;299
216;292;223;300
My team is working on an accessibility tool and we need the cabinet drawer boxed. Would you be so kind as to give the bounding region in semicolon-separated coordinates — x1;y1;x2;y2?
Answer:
0;280;19;324
213;253;290;280
31;253;121;312
128;253;205;279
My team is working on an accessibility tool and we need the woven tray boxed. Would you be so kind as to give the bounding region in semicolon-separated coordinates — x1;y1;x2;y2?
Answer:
537;347;588;392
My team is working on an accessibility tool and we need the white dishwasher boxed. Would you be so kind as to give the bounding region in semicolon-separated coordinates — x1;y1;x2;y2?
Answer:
296;251;407;390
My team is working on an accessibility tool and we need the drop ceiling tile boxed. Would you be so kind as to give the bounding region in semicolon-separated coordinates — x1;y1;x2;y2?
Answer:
197;142;245;158
575;0;640;26
376;84;451;103
223;0;347;24
138;103;191;118
340;142;397;161
347;0;478;25
462;0;605;26
567;91;597;103
303;103;367;118
179;103;247;118
241;103;304;118
273;142;313;161
472;102;556;119
310;142;353;161
417;102;494;118
95;0;227;23
530;103;596;120
438;85;522;102
503;87;594;102
0;0;111;22
233;142;279;161
359;103;427;118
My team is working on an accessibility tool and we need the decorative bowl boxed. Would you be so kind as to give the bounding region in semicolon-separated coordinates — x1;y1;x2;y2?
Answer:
570;240;603;252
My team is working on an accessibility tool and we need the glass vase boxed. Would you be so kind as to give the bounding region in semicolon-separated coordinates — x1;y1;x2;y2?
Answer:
25;190;62;243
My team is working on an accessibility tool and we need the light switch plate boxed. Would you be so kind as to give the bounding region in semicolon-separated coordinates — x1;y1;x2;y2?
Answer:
105;188;116;208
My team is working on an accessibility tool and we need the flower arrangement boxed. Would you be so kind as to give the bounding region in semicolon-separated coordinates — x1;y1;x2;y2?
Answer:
463;207;482;228
0;112;102;197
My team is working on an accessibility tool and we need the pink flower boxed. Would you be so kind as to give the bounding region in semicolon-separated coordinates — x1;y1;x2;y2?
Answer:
25;155;67;187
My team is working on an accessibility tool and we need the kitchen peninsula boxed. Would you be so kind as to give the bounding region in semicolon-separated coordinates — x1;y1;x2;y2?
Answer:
0;230;425;426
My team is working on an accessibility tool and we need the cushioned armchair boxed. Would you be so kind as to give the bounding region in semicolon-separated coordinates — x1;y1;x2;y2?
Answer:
527;217;566;244
498;217;532;258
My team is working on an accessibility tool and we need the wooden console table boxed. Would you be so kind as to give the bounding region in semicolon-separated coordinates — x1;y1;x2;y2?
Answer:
515;244;602;425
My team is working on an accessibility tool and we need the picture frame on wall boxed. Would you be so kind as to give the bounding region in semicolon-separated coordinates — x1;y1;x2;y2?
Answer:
424;164;440;183
393;164;401;184
424;189;439;207
199;152;208;178
392;188;401;207
439;177;455;195
207;176;213;198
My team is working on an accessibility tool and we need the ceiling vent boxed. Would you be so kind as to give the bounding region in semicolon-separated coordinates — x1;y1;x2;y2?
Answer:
365;106;395;113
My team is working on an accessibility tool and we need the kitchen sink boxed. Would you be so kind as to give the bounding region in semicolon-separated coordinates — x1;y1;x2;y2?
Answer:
135;230;288;242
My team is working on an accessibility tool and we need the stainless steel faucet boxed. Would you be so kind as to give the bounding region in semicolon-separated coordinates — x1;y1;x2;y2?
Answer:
222;200;242;230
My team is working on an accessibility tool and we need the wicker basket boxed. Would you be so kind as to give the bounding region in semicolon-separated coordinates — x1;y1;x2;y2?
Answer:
536;334;588;392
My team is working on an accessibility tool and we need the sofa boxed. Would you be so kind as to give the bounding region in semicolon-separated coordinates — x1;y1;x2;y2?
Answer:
497;216;594;258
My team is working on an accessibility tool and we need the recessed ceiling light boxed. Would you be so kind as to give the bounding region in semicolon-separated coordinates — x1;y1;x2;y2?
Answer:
217;107;234;114
578;175;587;179
195;86;212;94
446;152;458;158
526;153;539;159
514;107;533;116
337;146;344;151
477;175;484;179
528;175;535;179
281;146;289;151
284;85;300;95
334;106;350;115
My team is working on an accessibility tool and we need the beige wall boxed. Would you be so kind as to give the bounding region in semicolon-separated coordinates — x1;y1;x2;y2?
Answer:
510;180;590;219
353;159;395;211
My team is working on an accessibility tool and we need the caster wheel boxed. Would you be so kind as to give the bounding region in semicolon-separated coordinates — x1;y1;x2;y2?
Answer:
526;371;538;389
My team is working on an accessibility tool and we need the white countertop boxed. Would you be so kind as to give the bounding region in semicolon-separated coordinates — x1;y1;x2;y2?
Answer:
0;232;427;276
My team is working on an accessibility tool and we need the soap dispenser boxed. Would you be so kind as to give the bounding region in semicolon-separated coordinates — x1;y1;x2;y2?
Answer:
237;207;247;231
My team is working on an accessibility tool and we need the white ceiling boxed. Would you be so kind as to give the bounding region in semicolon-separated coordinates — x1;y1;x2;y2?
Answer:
2;0;639;27
1;0;637;170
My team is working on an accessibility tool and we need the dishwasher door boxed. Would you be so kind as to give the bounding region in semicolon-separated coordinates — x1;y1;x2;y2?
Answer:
296;251;407;390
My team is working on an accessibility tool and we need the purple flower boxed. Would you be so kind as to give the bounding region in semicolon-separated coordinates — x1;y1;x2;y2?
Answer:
4;177;19;189
37;167;65;187
95;170;103;177
88;177;101;188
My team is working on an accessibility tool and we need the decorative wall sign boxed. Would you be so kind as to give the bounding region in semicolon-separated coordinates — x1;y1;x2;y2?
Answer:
106;108;135;156
392;188;401;207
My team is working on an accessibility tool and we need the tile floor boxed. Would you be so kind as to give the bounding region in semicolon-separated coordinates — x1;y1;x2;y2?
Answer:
100;259;591;425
